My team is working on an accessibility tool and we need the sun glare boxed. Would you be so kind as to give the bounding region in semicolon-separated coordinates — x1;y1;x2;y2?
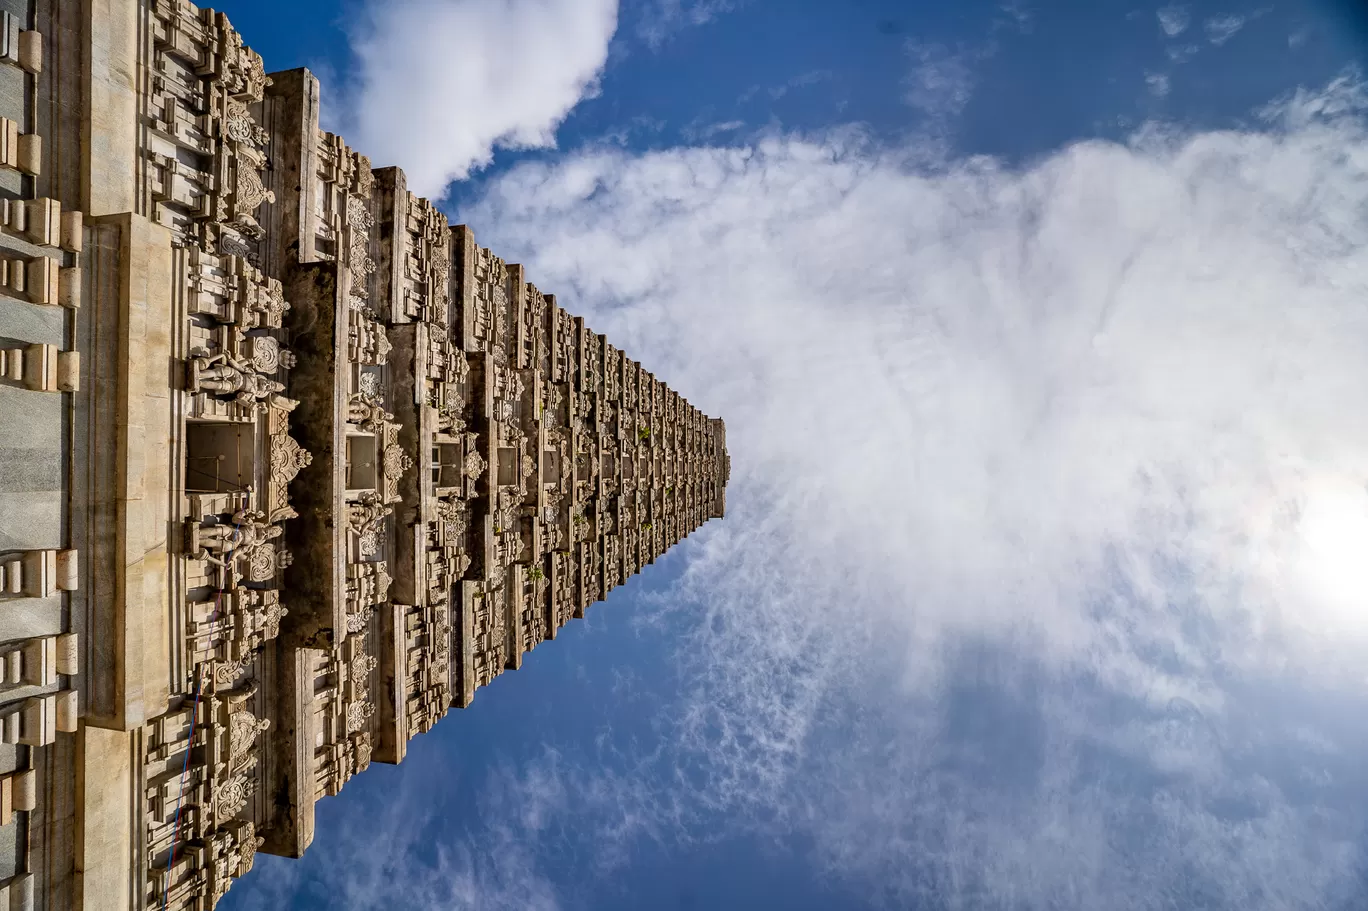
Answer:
1295;478;1368;629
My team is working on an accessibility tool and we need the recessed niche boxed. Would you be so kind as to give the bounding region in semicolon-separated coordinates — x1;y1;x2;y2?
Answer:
185;420;255;493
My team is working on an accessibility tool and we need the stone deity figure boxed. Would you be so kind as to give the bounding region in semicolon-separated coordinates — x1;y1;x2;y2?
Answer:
193;509;282;566
347;394;393;433
347;492;392;535
189;349;284;406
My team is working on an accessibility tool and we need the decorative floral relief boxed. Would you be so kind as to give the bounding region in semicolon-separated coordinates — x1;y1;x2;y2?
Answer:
345;700;375;733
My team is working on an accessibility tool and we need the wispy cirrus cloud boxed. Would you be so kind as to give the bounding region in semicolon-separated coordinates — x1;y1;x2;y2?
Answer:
902;42;979;123
634;0;735;48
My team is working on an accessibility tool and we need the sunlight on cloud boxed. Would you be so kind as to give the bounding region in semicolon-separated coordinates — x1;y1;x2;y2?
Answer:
339;0;619;197
236;65;1368;909
1291;477;1368;637
456;76;1368;908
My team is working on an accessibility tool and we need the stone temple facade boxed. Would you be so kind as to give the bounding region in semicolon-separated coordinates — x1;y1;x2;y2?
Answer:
0;2;730;908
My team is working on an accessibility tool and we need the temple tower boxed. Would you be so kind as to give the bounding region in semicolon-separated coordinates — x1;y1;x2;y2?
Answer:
0;2;728;908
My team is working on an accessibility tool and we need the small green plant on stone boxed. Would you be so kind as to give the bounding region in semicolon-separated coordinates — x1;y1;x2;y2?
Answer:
528;565;544;581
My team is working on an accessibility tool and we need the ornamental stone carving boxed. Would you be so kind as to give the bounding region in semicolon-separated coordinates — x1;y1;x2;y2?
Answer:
219;232;255;259
238;822;260;875
345;701;375;734
350;654;377;682
346;604;375;634
247;543;278;582
384;445;414;481
358;372;383;398
214;657;252;688
347;196;374;231
225;100;268;147
235;166;275;213
353;733;373;773
229;711;270;760
270;434;312;488
249;336;281;373
216;773;255;818
465;451;487;480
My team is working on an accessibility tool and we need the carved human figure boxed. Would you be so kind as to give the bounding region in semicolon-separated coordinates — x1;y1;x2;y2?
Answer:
196;510;283;569
347;491;393;535
347;394;393;433
189;350;284;406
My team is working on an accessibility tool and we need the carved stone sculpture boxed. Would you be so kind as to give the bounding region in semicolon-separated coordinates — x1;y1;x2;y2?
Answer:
188;351;285;405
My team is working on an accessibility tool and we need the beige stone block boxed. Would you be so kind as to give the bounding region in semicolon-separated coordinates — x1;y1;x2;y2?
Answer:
22;344;55;392
84;0;138;216
20;636;55;686
60;210;83;253
19;550;53;597
17;30;40;75
25;257;56;305
0;349;16;382
56;689;78;732
22;198;57;246
16;133;39;176
0;776;10;826
19;695;54;746
59;266;81;309
3;651;19;685
0;119;16;169
1;562;15;594
56;549;77;590
76;727;133;910
11;770;34;812
57;350;79;392
0;713;16;745
56;633;77;676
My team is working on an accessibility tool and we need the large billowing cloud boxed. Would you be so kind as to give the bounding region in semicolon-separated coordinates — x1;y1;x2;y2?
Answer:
337;0;620;198
457;76;1368;909
241;77;1368;909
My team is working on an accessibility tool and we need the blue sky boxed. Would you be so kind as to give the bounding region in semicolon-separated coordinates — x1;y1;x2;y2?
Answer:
220;2;1368;909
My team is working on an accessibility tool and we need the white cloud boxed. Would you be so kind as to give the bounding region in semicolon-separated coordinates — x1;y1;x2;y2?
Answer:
1145;72;1171;97
452;76;1368;907
1204;14;1247;46
337;0;619;198
233;74;1368;910
1158;4;1191;37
